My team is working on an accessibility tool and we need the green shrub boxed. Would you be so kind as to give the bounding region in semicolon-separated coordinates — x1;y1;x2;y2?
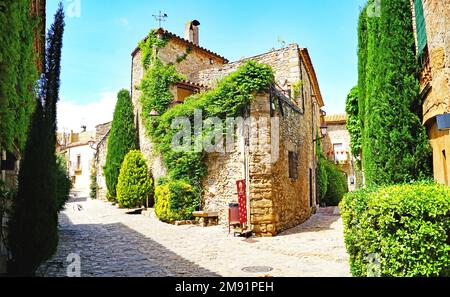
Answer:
316;156;328;202
340;182;450;277
89;164;97;199
116;150;153;209
322;160;347;206
55;153;72;211
154;180;199;222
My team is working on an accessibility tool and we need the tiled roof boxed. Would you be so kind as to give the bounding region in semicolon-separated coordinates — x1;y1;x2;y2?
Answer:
324;114;347;124
131;28;229;63
177;79;209;90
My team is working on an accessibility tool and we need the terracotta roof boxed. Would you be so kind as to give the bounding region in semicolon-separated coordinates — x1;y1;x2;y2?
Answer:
324;114;347;124
177;79;209;90
299;48;324;107
131;28;229;63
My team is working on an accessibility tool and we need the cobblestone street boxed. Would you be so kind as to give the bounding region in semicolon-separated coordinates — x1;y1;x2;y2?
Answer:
39;195;350;277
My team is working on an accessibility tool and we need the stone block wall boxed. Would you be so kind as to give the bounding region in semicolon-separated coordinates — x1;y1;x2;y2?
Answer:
413;0;450;123
94;122;111;200
411;0;450;185
131;37;227;181
158;38;226;81
247;93;316;236
202;142;245;225
194;44;313;111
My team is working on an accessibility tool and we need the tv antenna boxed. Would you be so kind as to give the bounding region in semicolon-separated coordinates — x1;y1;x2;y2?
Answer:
153;11;168;28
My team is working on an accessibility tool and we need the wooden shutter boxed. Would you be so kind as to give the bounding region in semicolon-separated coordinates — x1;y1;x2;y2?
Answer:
414;0;427;59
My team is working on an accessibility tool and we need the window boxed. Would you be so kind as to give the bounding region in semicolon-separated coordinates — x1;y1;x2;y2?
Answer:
76;154;81;170
333;143;343;163
288;151;298;179
414;0;427;60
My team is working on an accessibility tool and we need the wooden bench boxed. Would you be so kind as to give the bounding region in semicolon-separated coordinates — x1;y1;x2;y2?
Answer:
192;211;219;227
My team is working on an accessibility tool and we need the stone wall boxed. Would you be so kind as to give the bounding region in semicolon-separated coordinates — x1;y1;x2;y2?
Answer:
131;37;226;181
323;121;357;192
194;44;314;112
94;122;111;200
202;141;245;225
411;0;450;185
248;92;317;236
158;38;226;81
131;50;167;181
415;0;450;123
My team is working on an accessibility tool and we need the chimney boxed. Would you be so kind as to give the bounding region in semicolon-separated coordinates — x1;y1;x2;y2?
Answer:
185;20;200;46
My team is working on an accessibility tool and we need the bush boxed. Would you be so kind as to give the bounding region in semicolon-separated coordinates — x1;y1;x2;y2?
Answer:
322;160;347;206
55;153;72;211
116;150;153;209
154;179;199;222
340;182;450;277
316;156;328;202
89;164;97;199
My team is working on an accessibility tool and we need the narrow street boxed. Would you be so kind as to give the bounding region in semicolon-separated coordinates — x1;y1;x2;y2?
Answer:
39;195;350;277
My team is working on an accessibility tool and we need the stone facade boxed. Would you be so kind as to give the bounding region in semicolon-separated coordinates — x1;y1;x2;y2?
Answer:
411;0;450;185
322;114;358;192
93;122;111;200
131;25;324;236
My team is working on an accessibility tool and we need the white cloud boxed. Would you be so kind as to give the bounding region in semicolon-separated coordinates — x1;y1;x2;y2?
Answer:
57;91;117;133
119;17;129;26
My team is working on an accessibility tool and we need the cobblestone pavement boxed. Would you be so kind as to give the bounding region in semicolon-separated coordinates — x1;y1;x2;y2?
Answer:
39;195;350;277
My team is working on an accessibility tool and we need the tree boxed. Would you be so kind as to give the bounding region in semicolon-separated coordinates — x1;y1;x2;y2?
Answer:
116;150;153;208
345;86;362;161
358;0;432;186
104;89;137;200
8;3;66;276
0;0;37;152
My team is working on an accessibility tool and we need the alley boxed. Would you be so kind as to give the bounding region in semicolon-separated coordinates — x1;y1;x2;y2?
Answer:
39;195;350;277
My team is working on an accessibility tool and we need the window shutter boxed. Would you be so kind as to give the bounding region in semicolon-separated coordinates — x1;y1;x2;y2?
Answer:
414;0;427;58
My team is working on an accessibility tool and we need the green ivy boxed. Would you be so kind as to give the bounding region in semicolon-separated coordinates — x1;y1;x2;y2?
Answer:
176;46;192;64
137;32;274;221
139;30;169;70
140;58;185;115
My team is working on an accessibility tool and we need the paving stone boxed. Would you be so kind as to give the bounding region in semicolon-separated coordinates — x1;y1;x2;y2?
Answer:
40;198;350;277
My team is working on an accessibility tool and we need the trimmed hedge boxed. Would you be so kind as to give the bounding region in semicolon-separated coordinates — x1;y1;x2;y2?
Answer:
340;182;450;277
116;150;153;209
154;180;198;222
322;160;348;206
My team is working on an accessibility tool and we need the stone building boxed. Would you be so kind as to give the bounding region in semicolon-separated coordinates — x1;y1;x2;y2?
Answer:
131;22;325;236
58;129;96;195
322;114;359;191
411;0;450;185
93;122;112;200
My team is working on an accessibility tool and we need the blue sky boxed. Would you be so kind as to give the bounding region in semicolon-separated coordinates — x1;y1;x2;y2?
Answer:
47;0;366;131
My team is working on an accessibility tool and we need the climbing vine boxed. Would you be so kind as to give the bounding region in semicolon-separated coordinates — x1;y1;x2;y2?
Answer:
138;31;274;221
139;29;170;70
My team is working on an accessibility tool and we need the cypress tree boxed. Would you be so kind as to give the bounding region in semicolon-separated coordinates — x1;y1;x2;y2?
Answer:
358;0;432;185
345;86;362;160
0;0;37;152
9;3;65;276
104;89;137;200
